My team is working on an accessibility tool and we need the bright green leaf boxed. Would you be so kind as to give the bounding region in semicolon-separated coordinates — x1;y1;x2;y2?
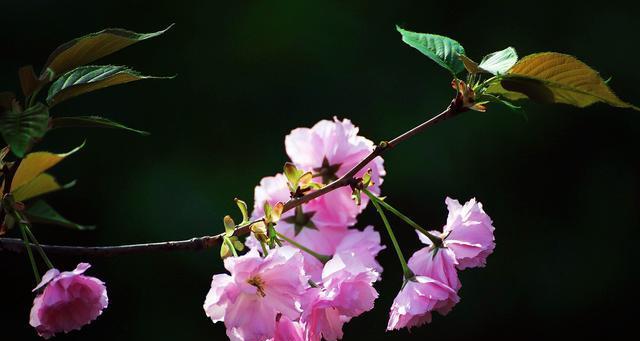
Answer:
24;200;93;230
41;25;173;79
396;26;466;75
478;47;518;75
47;65;170;106
50;116;149;135
234;198;249;223
0;102;49;157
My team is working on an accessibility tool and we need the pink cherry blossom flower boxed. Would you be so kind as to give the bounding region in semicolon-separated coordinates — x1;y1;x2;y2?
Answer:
273;315;305;341
418;197;495;270
301;242;381;341
250;173;350;280
387;276;459;330
332;226;385;277
203;246;309;341
285;117;385;216
407;245;460;291
29;263;108;339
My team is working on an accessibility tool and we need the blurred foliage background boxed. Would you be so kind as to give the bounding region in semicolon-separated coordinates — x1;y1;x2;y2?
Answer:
1;0;639;340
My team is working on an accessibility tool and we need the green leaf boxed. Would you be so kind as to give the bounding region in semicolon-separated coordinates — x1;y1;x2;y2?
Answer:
41;25;173;79
47;65;169;106
49;116;149;135
25;200;94;230
234;198;249;223
396;26;466;75
478;47;518;75
0;102;49;157
223;215;236;237
486;52;639;110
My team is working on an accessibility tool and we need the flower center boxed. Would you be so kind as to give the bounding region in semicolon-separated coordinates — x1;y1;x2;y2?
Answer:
247;276;266;297
313;157;341;184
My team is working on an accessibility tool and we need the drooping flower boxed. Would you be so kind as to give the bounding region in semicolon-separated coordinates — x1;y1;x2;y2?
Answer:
285;117;386;217
250;173;350;280
418;197;495;270
302;250;380;341
203;246;309;341
407;243;460;291
386;276;459;330
29;263;108;339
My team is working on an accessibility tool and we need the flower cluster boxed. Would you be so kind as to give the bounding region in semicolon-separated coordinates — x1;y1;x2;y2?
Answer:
388;197;495;330
203;117;496;340
205;118;386;340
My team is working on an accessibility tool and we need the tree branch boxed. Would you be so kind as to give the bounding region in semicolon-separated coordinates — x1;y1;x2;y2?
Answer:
0;97;464;257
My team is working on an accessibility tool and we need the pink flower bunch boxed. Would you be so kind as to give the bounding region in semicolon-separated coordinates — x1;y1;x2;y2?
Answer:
29;263;108;339
205;118;386;340
387;197;495;330
204;236;383;341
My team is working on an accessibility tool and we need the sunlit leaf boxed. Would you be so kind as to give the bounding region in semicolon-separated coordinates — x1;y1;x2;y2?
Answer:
234;198;249;223
41;25;173;79
0;102;49;157
25;200;93;230
396;26;466;75
487;52;639;110
50;116;149;135
47;65;169;106
478;47;518;75
13;173;74;202
10;143;84;190
224;215;236;237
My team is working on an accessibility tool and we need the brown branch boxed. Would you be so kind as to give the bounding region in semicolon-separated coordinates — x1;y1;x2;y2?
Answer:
0;97;464;257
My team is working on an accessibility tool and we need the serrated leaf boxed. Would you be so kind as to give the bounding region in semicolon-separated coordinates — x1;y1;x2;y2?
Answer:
478;47;518;75
25;200;93;230
50;116;149;135
10;143;84;190
13;174;74;202
487;52;639;110
396;26;466;75
41;25;173;79
0;102;49;157
47;65;169;106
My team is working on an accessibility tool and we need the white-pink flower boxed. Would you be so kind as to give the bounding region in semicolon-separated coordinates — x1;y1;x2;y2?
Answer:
302;251;380;341
285;117;385;217
272;315;305;341
387;276;459;330
419;197;495;270
407;244;460;291
203;246;309;341
29;263;108;339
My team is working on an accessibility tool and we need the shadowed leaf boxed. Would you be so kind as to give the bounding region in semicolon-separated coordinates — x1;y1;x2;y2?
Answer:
47;65;169;106
0;102;49;157
41;25;173;79
50;116;149;135
25;200;94;230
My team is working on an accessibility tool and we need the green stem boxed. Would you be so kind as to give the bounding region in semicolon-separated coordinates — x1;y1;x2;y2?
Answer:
19;224;40;283
364;189;441;246
364;189;413;279
276;231;331;264
224;237;238;258
259;240;269;257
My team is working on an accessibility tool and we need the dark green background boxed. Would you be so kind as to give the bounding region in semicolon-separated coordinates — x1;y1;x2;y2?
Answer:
1;0;639;340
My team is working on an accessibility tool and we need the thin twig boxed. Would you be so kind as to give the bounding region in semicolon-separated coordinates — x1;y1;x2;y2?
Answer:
0;98;463;257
